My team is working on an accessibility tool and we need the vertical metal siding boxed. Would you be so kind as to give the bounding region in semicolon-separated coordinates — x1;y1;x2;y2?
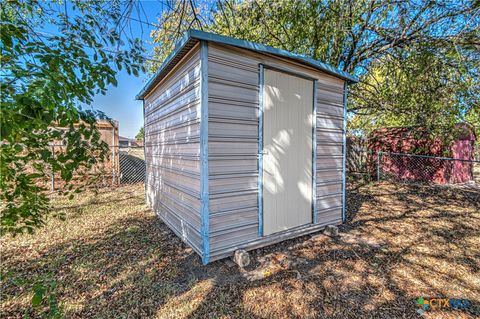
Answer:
207;43;345;261
316;80;345;226
144;44;203;256
257;64;264;236
207;45;260;259
143;100;148;207
199;41;210;264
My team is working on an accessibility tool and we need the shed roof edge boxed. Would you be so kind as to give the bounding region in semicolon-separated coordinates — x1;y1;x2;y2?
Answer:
136;29;359;100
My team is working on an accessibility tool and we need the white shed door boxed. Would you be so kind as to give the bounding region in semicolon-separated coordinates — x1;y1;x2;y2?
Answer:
263;69;313;236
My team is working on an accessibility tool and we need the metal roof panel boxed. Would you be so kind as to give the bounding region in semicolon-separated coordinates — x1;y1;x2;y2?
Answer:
136;29;358;100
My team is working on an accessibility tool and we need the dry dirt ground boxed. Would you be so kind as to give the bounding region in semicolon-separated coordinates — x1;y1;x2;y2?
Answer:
1;182;479;318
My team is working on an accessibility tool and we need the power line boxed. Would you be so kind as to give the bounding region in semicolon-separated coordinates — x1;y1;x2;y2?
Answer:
31;29;162;64
6;0;202;64
124;16;158;28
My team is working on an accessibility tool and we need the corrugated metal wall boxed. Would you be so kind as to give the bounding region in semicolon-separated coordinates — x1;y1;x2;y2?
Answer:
207;44;259;259
315;78;344;225
144;44;203;255
207;43;345;260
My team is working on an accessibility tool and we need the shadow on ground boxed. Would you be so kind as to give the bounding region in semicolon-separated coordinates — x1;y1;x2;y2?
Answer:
1;182;479;318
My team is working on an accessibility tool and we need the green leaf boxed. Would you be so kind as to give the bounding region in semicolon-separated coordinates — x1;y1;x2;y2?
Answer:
31;289;44;306
0;0;144;235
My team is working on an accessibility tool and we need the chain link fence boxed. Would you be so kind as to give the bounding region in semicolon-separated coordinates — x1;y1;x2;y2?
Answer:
48;145;145;191
116;146;145;184
346;137;479;191
49;139;477;191
376;152;480;186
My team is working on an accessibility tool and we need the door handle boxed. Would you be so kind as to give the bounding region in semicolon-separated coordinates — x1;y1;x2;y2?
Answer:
260;150;269;155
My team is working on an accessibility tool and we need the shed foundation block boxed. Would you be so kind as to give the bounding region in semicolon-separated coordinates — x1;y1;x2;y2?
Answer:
324;225;339;237
233;249;251;268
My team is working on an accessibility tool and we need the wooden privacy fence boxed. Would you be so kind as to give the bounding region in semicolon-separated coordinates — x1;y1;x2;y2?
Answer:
47;120;145;191
48;120;120;190
48;145;145;191
48;143;119;191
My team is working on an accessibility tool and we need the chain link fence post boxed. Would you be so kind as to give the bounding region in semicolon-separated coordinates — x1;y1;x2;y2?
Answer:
111;126;116;186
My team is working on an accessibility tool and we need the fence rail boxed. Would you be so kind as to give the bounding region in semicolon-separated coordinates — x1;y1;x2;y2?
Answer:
48;142;477;190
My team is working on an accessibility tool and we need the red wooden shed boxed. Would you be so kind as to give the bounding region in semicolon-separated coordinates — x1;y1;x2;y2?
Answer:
368;124;476;184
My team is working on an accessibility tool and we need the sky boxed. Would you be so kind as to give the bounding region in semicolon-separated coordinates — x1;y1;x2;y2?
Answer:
39;1;207;138
91;1;165;138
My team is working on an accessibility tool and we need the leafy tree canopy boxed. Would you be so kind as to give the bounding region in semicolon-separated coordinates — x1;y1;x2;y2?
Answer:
135;126;144;141
149;0;479;140
349;42;479;135
0;0;145;235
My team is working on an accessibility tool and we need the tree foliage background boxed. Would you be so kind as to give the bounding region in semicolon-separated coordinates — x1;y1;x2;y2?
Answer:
135;126;144;141
1;0;145;235
149;0;479;142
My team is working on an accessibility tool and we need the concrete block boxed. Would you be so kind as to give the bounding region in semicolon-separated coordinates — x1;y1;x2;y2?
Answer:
324;225;339;237
233;249;251;268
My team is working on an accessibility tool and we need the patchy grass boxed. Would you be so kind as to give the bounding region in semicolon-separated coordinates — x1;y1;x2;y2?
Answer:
1;182;479;318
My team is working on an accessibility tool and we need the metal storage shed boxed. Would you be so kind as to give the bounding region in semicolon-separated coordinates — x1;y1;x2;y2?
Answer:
137;29;358;264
